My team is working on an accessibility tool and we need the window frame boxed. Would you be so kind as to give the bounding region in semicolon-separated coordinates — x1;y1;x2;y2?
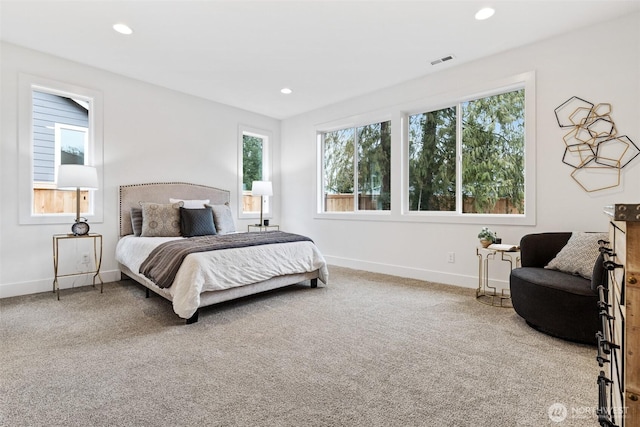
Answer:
237;125;272;220
316;111;393;216
18;74;104;225
316;72;536;226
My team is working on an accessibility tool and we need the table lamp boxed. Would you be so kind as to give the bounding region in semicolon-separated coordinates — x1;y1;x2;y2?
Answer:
251;180;272;226
57;164;98;235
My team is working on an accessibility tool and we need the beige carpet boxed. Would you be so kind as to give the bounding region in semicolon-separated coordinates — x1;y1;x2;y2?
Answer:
0;266;598;426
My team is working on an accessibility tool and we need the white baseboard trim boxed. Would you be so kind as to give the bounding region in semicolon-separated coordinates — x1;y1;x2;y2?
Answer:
0;269;121;299
0;261;511;299
323;255;510;292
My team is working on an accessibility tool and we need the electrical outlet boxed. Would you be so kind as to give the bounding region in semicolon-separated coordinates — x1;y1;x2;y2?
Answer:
82;254;91;265
447;252;455;263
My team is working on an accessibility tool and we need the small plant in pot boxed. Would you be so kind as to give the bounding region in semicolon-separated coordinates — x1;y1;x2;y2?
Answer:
478;227;496;248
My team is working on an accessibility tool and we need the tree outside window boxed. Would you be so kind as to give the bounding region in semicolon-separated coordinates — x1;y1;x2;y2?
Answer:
408;88;525;214
322;120;391;212
241;130;270;215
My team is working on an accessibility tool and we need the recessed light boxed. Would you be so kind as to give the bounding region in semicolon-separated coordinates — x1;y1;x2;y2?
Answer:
475;7;495;20
113;23;133;35
280;88;292;95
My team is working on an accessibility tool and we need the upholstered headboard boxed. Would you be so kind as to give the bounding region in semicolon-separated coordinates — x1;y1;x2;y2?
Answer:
119;182;231;237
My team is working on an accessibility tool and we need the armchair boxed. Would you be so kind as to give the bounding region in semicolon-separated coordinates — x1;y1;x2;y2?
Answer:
509;232;605;344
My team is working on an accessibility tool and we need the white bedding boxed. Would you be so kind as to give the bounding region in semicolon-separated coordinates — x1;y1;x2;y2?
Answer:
115;234;328;319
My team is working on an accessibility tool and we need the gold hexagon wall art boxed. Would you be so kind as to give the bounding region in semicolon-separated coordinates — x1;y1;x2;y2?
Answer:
554;97;639;192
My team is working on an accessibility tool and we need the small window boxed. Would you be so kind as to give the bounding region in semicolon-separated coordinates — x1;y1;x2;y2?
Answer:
239;126;271;217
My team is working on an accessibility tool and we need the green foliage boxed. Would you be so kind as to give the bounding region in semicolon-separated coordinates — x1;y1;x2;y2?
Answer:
408;89;525;214
323;128;355;194
408;107;457;211
462;90;524;213
323;89;525;214
477;227;496;241
322;121;391;211
243;135;263;190
358;121;391;210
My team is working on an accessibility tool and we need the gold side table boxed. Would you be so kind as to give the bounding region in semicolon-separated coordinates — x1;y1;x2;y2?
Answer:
247;224;280;232
52;233;103;300
476;244;520;307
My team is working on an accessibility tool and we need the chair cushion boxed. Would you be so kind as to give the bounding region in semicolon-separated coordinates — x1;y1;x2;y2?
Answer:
511;267;596;296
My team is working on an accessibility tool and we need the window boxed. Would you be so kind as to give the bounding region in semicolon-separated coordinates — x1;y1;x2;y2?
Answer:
320;120;391;212
408;88;525;215
32;91;90;214
19;74;103;225
239;126;271;218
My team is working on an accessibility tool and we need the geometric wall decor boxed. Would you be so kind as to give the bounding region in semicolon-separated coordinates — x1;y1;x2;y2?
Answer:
554;96;639;192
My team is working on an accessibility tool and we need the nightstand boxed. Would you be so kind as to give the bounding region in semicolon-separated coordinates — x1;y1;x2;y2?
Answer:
247;224;280;232
52;233;103;300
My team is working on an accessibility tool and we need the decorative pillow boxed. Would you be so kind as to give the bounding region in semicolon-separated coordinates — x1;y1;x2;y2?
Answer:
130;207;143;236
180;207;216;237
545;232;608;279
207;204;236;235
140;201;184;237
169;198;210;209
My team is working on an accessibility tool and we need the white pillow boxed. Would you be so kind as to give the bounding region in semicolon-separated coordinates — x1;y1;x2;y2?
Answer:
169;198;210;209
545;232;608;279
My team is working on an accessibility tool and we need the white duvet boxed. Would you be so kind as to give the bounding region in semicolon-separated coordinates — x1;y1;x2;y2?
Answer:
115;234;328;318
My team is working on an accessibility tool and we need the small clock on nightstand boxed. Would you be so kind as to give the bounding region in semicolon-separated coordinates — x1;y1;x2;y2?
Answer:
71;218;90;236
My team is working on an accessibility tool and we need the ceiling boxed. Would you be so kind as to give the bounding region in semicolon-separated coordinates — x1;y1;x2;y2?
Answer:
2;0;639;119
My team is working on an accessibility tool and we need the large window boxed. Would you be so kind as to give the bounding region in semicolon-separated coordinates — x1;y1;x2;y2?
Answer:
239;126;271;218
408;88;525;215
19;74;103;225
320;120;391;212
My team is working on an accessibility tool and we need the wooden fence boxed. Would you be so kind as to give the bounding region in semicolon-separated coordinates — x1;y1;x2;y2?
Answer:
325;194;382;211
33;189;90;214
243;192;263;212
325;193;521;214
34;190;521;215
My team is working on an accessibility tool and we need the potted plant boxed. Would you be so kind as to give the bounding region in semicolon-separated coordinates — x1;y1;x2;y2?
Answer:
478;227;496;248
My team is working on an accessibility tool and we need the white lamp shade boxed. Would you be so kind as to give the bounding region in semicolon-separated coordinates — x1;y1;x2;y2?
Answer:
251;180;273;196
57;165;99;190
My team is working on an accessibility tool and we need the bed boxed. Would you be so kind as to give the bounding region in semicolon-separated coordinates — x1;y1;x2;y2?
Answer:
116;182;328;324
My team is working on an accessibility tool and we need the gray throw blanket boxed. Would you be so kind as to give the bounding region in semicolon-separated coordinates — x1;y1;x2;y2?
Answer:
139;231;313;289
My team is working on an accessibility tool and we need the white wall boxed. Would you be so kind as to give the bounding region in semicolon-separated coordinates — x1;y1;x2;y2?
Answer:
0;42;281;297
1;13;638;299
280;13;640;291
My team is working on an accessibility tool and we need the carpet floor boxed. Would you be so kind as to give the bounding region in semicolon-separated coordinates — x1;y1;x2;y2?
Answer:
0;266;598;426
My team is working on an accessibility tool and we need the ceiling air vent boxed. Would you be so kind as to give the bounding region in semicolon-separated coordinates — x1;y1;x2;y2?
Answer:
430;55;455;66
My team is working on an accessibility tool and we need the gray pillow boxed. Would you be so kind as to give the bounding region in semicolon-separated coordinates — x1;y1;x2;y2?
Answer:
207;204;236;234
140;201;183;237
545;232;608;279
180;207;216;237
130;207;143;236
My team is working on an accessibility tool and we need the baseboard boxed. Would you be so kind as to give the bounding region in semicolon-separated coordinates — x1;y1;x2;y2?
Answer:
323;255;510;292
0;269;121;299
0;261;511;299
